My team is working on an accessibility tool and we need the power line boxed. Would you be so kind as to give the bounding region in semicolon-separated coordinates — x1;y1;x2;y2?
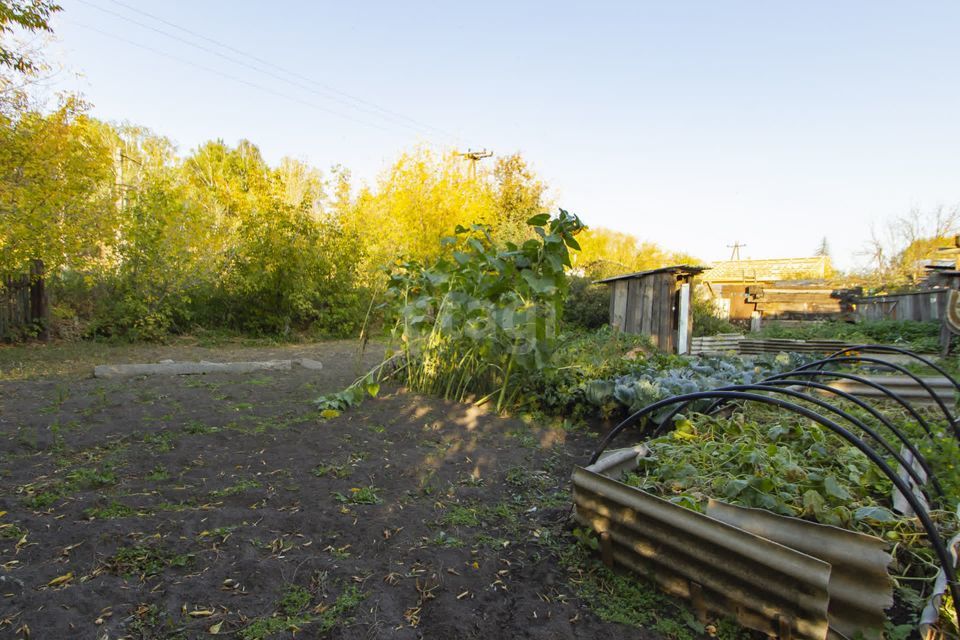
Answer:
64;19;397;133
81;0;456;140
73;0;435;137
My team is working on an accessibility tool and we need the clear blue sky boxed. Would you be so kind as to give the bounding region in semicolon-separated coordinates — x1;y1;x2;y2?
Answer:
46;0;960;270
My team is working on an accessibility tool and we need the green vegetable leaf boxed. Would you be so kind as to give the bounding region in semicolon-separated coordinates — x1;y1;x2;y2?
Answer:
823;475;851;500
853;506;897;523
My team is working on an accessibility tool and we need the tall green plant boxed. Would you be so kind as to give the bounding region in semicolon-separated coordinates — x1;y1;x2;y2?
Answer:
387;210;583;411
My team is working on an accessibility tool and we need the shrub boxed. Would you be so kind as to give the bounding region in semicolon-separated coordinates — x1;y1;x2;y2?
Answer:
386;210;584;411
692;293;738;337
758;320;941;352
564;276;609;330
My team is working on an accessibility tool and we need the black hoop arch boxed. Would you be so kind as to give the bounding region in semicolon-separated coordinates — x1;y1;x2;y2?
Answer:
587;389;960;620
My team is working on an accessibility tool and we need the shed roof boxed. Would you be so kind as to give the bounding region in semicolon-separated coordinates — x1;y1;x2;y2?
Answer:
704;256;829;283
595;265;706;284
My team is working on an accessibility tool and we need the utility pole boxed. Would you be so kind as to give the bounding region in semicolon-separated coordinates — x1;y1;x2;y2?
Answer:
115;147;124;212
727;241;746;261
456;149;493;179
114;147;141;212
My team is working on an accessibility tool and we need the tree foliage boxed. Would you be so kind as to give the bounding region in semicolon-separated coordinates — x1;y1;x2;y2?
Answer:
0;97;115;275
863;206;959;288
0;0;59;74
570;227;700;279
342;148;548;285
0;92;565;341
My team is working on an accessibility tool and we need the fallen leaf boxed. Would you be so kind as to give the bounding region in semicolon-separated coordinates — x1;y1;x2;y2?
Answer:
47;572;73;587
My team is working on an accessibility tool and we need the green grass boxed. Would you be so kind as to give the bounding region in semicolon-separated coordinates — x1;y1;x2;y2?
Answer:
279;585;312;615
145;465;170;481
20;465;119;509
21;489;63;509
107;543;191;578
757;319;943;353
429;531;464;548
312;462;350;478
441;505;481;527
83;501;137;519
65;466;117;489
333;486;381;505
557;539;701;638
143;431;175;452
209;479;261;499
182;420;220;435
240;585;365;640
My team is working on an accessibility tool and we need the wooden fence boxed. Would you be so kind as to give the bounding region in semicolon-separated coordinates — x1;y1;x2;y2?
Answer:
1;259;48;340
856;290;949;322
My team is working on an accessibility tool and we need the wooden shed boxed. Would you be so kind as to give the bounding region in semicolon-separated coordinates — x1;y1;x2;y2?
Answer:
597;265;705;354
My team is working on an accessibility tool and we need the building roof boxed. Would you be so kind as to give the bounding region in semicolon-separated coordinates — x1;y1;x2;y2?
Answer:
703;256;830;283
595;265;706;284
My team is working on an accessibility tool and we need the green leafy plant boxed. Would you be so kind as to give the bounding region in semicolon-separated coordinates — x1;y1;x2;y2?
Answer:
333;486;381;505
621;405;959;629
383;210;584;412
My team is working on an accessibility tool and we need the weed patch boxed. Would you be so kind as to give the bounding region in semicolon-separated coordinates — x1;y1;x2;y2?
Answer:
84;501;137;519
333;486;381;505
107;543;192;579
239;584;365;640
209;479;260;499
441;505;481;527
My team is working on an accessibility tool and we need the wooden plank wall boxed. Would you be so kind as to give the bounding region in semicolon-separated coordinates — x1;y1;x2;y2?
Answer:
620;272;676;351
608;272;694;352
857;290;948;322
610;280;628;331
709;284;845;321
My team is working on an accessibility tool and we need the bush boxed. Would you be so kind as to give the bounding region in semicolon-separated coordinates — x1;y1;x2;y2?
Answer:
564;276;610;330
692;293;738;337
195;210;366;337
386;210;585;412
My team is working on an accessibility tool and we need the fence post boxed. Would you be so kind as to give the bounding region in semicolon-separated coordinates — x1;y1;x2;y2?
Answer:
29;259;49;341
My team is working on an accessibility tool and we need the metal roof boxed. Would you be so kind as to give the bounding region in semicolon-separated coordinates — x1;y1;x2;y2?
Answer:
594;264;706;284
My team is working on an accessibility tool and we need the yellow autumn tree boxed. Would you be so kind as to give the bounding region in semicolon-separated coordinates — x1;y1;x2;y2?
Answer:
342;147;548;283
0;96;115;275
571;227;699;279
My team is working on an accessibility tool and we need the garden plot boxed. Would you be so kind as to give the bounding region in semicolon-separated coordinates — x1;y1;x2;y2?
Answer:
574;400;960;639
0;349;700;640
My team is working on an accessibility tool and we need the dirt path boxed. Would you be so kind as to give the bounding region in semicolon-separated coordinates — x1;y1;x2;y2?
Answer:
0;343;673;639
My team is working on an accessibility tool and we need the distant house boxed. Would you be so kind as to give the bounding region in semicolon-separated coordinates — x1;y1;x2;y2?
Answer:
701;256;855;323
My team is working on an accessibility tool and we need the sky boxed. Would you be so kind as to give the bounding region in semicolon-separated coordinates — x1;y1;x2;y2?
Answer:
42;0;960;271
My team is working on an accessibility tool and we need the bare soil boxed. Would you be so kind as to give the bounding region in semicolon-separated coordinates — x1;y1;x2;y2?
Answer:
0;341;660;639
